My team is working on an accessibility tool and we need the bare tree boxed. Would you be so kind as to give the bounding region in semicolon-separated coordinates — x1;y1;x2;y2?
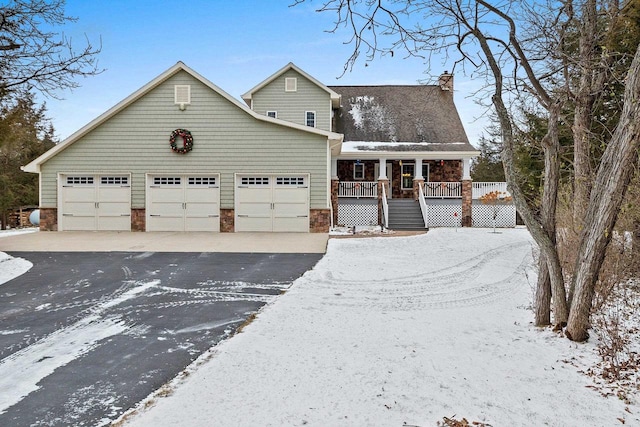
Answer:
0;0;102;98
296;0;640;341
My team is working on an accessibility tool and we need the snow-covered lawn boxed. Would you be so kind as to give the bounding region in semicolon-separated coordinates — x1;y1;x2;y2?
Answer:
0;228;36;285
118;228;638;426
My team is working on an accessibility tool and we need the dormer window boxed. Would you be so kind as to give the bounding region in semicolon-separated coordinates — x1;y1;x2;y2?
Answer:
285;77;297;92
267;111;277;118
305;111;316;127
174;85;191;105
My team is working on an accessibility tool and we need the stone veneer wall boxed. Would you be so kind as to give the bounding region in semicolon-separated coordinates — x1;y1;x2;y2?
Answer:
331;179;339;226
39;208;57;231
461;180;472;227
131;209;145;231
310;209;330;232
220;209;234;232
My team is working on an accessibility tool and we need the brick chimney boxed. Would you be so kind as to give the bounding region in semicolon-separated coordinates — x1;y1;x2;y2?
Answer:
439;71;453;91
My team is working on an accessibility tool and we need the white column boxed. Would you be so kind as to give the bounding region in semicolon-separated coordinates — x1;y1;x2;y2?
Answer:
414;158;423;179
378;158;387;179
462;158;471;180
331;157;338;180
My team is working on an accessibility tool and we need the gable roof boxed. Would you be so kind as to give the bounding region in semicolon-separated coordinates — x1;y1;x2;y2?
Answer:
23;62;343;173
328;85;475;151
242;62;341;108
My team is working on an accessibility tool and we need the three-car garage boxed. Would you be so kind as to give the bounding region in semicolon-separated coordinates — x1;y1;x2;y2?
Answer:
56;173;310;232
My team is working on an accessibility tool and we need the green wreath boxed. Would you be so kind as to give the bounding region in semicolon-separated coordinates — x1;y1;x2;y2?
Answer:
169;129;193;154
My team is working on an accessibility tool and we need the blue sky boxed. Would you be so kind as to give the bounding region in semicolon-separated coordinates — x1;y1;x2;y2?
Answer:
43;0;489;144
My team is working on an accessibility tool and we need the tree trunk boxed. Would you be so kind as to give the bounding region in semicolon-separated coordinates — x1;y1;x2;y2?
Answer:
535;254;552;325
566;45;640;342
535;102;562;326
473;25;569;325
571;0;597;227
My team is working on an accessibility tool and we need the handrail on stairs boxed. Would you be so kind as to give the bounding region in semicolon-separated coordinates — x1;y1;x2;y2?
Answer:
418;183;429;228
381;183;389;229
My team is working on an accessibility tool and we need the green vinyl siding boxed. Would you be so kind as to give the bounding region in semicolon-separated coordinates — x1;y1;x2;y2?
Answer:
40;70;329;210
251;69;332;131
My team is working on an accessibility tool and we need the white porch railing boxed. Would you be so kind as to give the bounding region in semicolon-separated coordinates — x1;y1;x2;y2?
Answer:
423;182;462;198
381;183;388;228
418;183;429;228
339;181;378;198
473;182;510;199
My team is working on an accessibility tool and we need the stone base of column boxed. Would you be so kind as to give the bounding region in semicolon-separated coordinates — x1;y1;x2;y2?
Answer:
462;179;472;227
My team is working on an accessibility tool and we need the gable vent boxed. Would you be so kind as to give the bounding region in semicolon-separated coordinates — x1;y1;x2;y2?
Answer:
285;77;297;92
174;85;191;105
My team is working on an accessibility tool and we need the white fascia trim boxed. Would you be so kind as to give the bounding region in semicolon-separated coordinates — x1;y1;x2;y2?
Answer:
336;151;480;160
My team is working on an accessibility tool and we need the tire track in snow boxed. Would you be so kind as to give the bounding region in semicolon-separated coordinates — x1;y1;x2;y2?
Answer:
0;280;159;413
300;241;533;311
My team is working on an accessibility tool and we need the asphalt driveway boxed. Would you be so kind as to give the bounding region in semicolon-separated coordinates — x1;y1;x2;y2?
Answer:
0;251;322;426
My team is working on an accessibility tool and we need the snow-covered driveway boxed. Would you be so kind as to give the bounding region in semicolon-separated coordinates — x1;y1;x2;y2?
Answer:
122;228;638;426
0;251;322;426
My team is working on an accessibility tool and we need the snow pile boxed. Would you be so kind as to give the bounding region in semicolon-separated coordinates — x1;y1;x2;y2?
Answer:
120;228;638;426
0;252;32;286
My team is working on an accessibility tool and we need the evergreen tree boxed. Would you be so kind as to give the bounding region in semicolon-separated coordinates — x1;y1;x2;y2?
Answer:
0;91;55;228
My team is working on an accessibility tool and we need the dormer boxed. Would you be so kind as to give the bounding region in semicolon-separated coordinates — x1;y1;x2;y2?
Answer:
242;63;341;132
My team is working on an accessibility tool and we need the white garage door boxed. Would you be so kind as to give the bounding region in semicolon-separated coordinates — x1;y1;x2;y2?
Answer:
59;175;131;231
235;175;309;232
146;175;220;232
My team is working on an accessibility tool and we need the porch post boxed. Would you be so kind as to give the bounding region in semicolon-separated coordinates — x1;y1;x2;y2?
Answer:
377;178;389;226
331;178;339;226
461;158;472;227
378;158;387;179
413;158;424;200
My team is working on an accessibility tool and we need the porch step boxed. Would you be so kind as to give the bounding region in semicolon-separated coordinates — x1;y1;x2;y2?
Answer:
387;199;426;230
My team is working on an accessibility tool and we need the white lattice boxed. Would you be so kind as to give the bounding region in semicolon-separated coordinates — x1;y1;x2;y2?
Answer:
338;204;378;226
426;204;462;227
472;204;516;227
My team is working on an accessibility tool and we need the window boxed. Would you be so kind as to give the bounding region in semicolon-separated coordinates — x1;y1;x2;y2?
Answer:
174;85;191;105
101;176;129;185
188;177;217;186
241;177;269;186
305;111;316;128
66;176;94;185
267;111;277;118
422;164;430;182
285;77;297;92
276;177;305;186
353;163;365;180
153;177;181;186
401;163;415;190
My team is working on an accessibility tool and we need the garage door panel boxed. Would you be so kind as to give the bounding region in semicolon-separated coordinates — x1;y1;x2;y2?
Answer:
185;216;219;232
147;175;220;232
61;215;97;231
236;216;272;232
97;216;130;231
235;175;309;233
273;188;307;204
273;217;308;232
60;174;131;231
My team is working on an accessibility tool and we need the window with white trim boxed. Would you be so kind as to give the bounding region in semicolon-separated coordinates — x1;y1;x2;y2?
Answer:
353;163;365;180
285;77;297;92
100;176;129;185
174;85;191;105
422;164;430;182
241;177;270;186
188;177;217;186
305;111;316;128
66;176;94;185
267;111;277;118
276;176;305;186
153;177;181;186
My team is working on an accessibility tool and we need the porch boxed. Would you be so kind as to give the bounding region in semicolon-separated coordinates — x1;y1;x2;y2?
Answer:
335;182;514;229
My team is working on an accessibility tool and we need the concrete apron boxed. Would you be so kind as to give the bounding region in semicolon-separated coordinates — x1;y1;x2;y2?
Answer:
0;231;329;254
